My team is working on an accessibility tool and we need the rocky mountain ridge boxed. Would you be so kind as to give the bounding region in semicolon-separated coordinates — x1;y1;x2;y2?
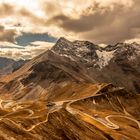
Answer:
52;37;140;68
51;37;140;93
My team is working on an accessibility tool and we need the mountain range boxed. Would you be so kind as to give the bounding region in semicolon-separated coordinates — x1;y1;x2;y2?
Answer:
52;38;140;93
0;38;139;139
0;57;28;76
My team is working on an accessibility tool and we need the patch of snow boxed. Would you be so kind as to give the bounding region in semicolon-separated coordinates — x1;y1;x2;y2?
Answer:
61;54;75;61
96;50;115;68
76;46;89;52
99;44;107;48
51;50;75;61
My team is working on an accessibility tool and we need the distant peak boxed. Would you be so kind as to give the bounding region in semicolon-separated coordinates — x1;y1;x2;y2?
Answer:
56;37;70;43
51;37;72;52
131;42;140;46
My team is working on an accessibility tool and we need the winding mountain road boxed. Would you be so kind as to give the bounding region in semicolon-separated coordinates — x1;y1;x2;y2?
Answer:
0;84;139;132
65;100;140;130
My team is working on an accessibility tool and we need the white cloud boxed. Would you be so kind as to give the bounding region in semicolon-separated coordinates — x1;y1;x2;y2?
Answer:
0;41;54;60
0;0;140;53
125;38;140;44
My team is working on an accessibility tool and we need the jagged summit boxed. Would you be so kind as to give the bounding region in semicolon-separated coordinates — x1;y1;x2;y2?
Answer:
131;42;140;46
52;37;72;51
52;37;140;72
56;37;70;42
105;42;140;51
52;37;100;64
54;37;72;48
52;38;140;66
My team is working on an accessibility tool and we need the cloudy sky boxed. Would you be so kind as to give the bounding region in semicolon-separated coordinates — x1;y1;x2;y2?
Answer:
0;0;140;60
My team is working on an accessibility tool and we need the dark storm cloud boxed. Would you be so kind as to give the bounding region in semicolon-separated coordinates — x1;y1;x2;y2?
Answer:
0;3;43;25
16;32;57;46
43;1;62;16
46;0;140;44
47;8;115;33
18;8;44;25
0;25;17;43
0;3;14;17
1;0;140;44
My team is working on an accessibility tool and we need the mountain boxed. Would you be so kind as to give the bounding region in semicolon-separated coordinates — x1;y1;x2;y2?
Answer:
0;57;28;76
0;57;15;75
52;38;140;93
0;38;139;139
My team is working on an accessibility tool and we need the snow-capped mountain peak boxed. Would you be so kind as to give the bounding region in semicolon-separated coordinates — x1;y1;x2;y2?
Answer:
52;38;140;69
